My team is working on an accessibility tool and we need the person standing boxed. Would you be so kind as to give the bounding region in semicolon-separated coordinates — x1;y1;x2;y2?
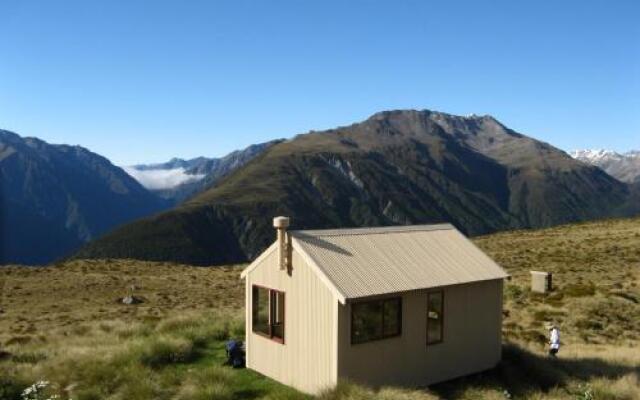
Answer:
548;325;560;357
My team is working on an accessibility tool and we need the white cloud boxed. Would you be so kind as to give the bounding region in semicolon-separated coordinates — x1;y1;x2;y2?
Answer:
122;166;206;190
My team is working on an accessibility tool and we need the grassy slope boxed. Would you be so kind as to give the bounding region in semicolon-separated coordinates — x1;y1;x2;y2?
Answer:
476;217;640;346
1;218;640;399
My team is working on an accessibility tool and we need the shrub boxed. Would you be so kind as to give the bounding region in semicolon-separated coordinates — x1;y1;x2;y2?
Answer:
116;323;153;339
504;284;525;302
0;377;24;400
5;336;32;346
156;315;202;333
317;381;374;400
318;381;440;400
564;283;596;297
611;291;638;304
173;365;237;400
545;291;565;307
11;352;47;364
532;308;566;323
137;336;196;368
156;313;243;347
575;319;604;331
191;366;234;385
590;374;640;400
377;387;439;400
176;382;233;400
113;372;158;400
520;330;546;343
73;388;102;400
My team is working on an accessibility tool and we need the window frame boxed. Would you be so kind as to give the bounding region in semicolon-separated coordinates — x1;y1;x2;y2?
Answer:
350;296;402;345
252;285;285;344
426;290;444;346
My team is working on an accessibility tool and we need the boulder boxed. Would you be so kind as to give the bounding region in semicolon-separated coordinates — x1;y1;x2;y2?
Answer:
121;295;143;305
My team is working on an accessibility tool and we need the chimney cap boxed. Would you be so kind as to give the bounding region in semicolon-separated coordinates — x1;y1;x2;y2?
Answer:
273;216;290;229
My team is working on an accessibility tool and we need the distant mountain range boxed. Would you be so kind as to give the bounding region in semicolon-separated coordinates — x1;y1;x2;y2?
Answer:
73;110;639;266
0;130;277;265
570;149;640;184
0;130;167;264
122;140;282;204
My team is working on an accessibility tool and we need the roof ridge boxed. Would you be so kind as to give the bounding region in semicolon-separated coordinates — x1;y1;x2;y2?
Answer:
291;223;455;237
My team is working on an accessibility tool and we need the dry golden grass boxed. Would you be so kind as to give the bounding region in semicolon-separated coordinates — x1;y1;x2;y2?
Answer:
1;217;639;399
0;260;244;346
475;217;640;346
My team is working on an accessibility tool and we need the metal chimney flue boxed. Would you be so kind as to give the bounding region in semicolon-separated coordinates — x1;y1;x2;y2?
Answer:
273;216;290;270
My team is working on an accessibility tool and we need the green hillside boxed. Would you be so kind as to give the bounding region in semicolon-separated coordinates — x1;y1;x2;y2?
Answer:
73;110;636;266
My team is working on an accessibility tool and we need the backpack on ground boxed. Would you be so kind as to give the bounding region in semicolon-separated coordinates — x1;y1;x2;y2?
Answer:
225;339;245;368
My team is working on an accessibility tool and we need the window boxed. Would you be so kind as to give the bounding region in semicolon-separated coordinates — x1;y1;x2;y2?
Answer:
351;297;402;344
270;289;285;340
252;286;285;343
427;291;443;345
253;286;270;336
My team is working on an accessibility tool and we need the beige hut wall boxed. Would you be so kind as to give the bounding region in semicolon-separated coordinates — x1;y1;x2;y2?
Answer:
337;279;503;387
245;246;338;394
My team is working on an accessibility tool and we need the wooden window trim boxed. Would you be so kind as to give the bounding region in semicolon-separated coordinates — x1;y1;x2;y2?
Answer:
252;284;285;344
426;290;444;346
350;296;402;345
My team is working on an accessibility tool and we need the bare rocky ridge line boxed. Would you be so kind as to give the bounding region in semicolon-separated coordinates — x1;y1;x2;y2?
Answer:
73;109;639;266
570;149;640;184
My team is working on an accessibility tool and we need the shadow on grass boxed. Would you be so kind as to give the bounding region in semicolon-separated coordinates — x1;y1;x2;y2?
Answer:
430;343;640;399
233;388;267;399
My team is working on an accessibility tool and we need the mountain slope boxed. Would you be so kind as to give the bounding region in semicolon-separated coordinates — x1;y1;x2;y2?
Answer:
123;140;282;204
570;149;640;184
0;130;167;264
74;110;633;265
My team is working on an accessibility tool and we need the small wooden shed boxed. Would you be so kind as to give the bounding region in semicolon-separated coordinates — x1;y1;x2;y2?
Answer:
240;217;508;394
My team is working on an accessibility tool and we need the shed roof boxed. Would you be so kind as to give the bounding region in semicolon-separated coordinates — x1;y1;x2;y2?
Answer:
290;223;508;301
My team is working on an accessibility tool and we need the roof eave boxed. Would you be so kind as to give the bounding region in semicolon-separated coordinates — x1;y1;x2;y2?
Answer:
239;242;278;279
291;237;348;304
343;275;509;302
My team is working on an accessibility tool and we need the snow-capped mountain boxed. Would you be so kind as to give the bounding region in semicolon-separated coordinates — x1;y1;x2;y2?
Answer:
570;149;640;184
123;140;282;203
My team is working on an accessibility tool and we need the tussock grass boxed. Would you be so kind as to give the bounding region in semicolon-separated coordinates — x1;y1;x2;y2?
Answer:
0;309;253;400
475;217;640;346
1;217;639;399
136;335;197;368
319;382;440;400
174;366;235;400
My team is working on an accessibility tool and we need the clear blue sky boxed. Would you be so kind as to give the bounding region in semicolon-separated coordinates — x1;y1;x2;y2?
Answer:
1;1;638;165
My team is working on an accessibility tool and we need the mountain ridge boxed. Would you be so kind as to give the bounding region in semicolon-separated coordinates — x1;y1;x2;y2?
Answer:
0;129;168;264
74;109;636;266
123;140;283;203
570;149;640;184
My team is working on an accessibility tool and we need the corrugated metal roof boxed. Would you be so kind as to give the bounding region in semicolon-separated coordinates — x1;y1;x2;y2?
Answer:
291;224;508;300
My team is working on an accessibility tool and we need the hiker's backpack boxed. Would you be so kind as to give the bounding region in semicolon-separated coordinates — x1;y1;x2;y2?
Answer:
225;339;245;368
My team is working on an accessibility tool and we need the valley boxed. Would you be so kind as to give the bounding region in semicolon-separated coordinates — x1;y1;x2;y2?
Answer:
122;140;282;204
0;130;277;265
73;110;639;266
0;130;167;265
4;111;639;268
